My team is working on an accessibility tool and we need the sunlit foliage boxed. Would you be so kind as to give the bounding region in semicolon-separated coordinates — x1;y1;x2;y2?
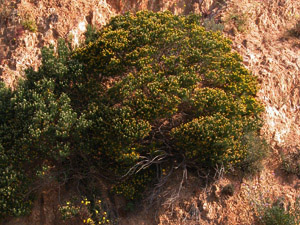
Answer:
0;11;263;218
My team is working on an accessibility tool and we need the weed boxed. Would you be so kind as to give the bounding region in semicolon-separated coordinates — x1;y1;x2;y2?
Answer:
246;184;300;225
259;197;300;225
238;132;269;177
261;205;295;225
227;11;248;32
22;18;37;32
203;18;224;32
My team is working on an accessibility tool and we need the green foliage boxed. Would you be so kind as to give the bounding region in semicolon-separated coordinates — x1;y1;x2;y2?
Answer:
0;144;32;217
74;10;263;169
258;198;300;225
238;132;269;176
0;11;264;218
59;197;111;224
112;169;155;200
85;24;100;44
261;206;295;225
0;83;33;217
249;193;300;225
0;40;82;218
203;18;224;32
280;148;300;177
22;18;37;32
59;201;80;220
227;11;248;32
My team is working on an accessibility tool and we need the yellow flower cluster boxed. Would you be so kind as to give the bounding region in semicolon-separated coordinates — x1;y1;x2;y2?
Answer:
81;198;110;224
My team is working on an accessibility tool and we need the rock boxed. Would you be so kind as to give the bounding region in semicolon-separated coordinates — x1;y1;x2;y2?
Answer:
48;14;59;24
37;17;47;32
202;202;214;220
212;184;221;199
242;39;248;48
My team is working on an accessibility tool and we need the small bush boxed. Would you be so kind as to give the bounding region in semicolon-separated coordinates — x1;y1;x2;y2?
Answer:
261;206;295;225
59;197;111;224
227;11;248;32
221;183;235;196
59;202;80;221
84;24;99;44
203;18;224;32
259;197;300;225
22;18;37;32
238;132;269;176
251;195;300;225
289;20;300;38
280;148;300;177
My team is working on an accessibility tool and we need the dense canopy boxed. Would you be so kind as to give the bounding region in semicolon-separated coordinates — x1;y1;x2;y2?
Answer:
0;11;264;219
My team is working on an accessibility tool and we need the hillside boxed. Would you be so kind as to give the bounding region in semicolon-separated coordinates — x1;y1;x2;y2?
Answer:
1;0;300;224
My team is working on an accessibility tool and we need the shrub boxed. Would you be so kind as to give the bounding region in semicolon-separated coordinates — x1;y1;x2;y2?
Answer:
58;197;111;224
227;11;248;32
238;132;269;176
0;40;79;218
203;18;224;32
261;206;295;225
221;183;235;196
247;188;300;225
280;148;300;177
0;11;264;218
74;10;263;169
259;197;300;225
22;18;37;32
84;24;99;44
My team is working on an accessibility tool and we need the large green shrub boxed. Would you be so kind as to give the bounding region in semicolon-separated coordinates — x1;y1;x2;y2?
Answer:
74;11;263;168
0;11;264;219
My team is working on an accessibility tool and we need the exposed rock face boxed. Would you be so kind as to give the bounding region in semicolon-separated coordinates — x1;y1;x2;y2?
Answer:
1;0;300;224
223;0;300;151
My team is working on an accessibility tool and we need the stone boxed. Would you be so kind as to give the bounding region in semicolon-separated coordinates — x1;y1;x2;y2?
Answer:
48;14;59;24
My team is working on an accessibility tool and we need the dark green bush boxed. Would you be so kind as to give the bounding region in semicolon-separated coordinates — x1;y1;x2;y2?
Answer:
254;196;300;225
259;198;300;225
221;183;235;196
261;206;295;225
84;24;99;44
74;10;263;169
281;148;300;177
0;11;264;219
